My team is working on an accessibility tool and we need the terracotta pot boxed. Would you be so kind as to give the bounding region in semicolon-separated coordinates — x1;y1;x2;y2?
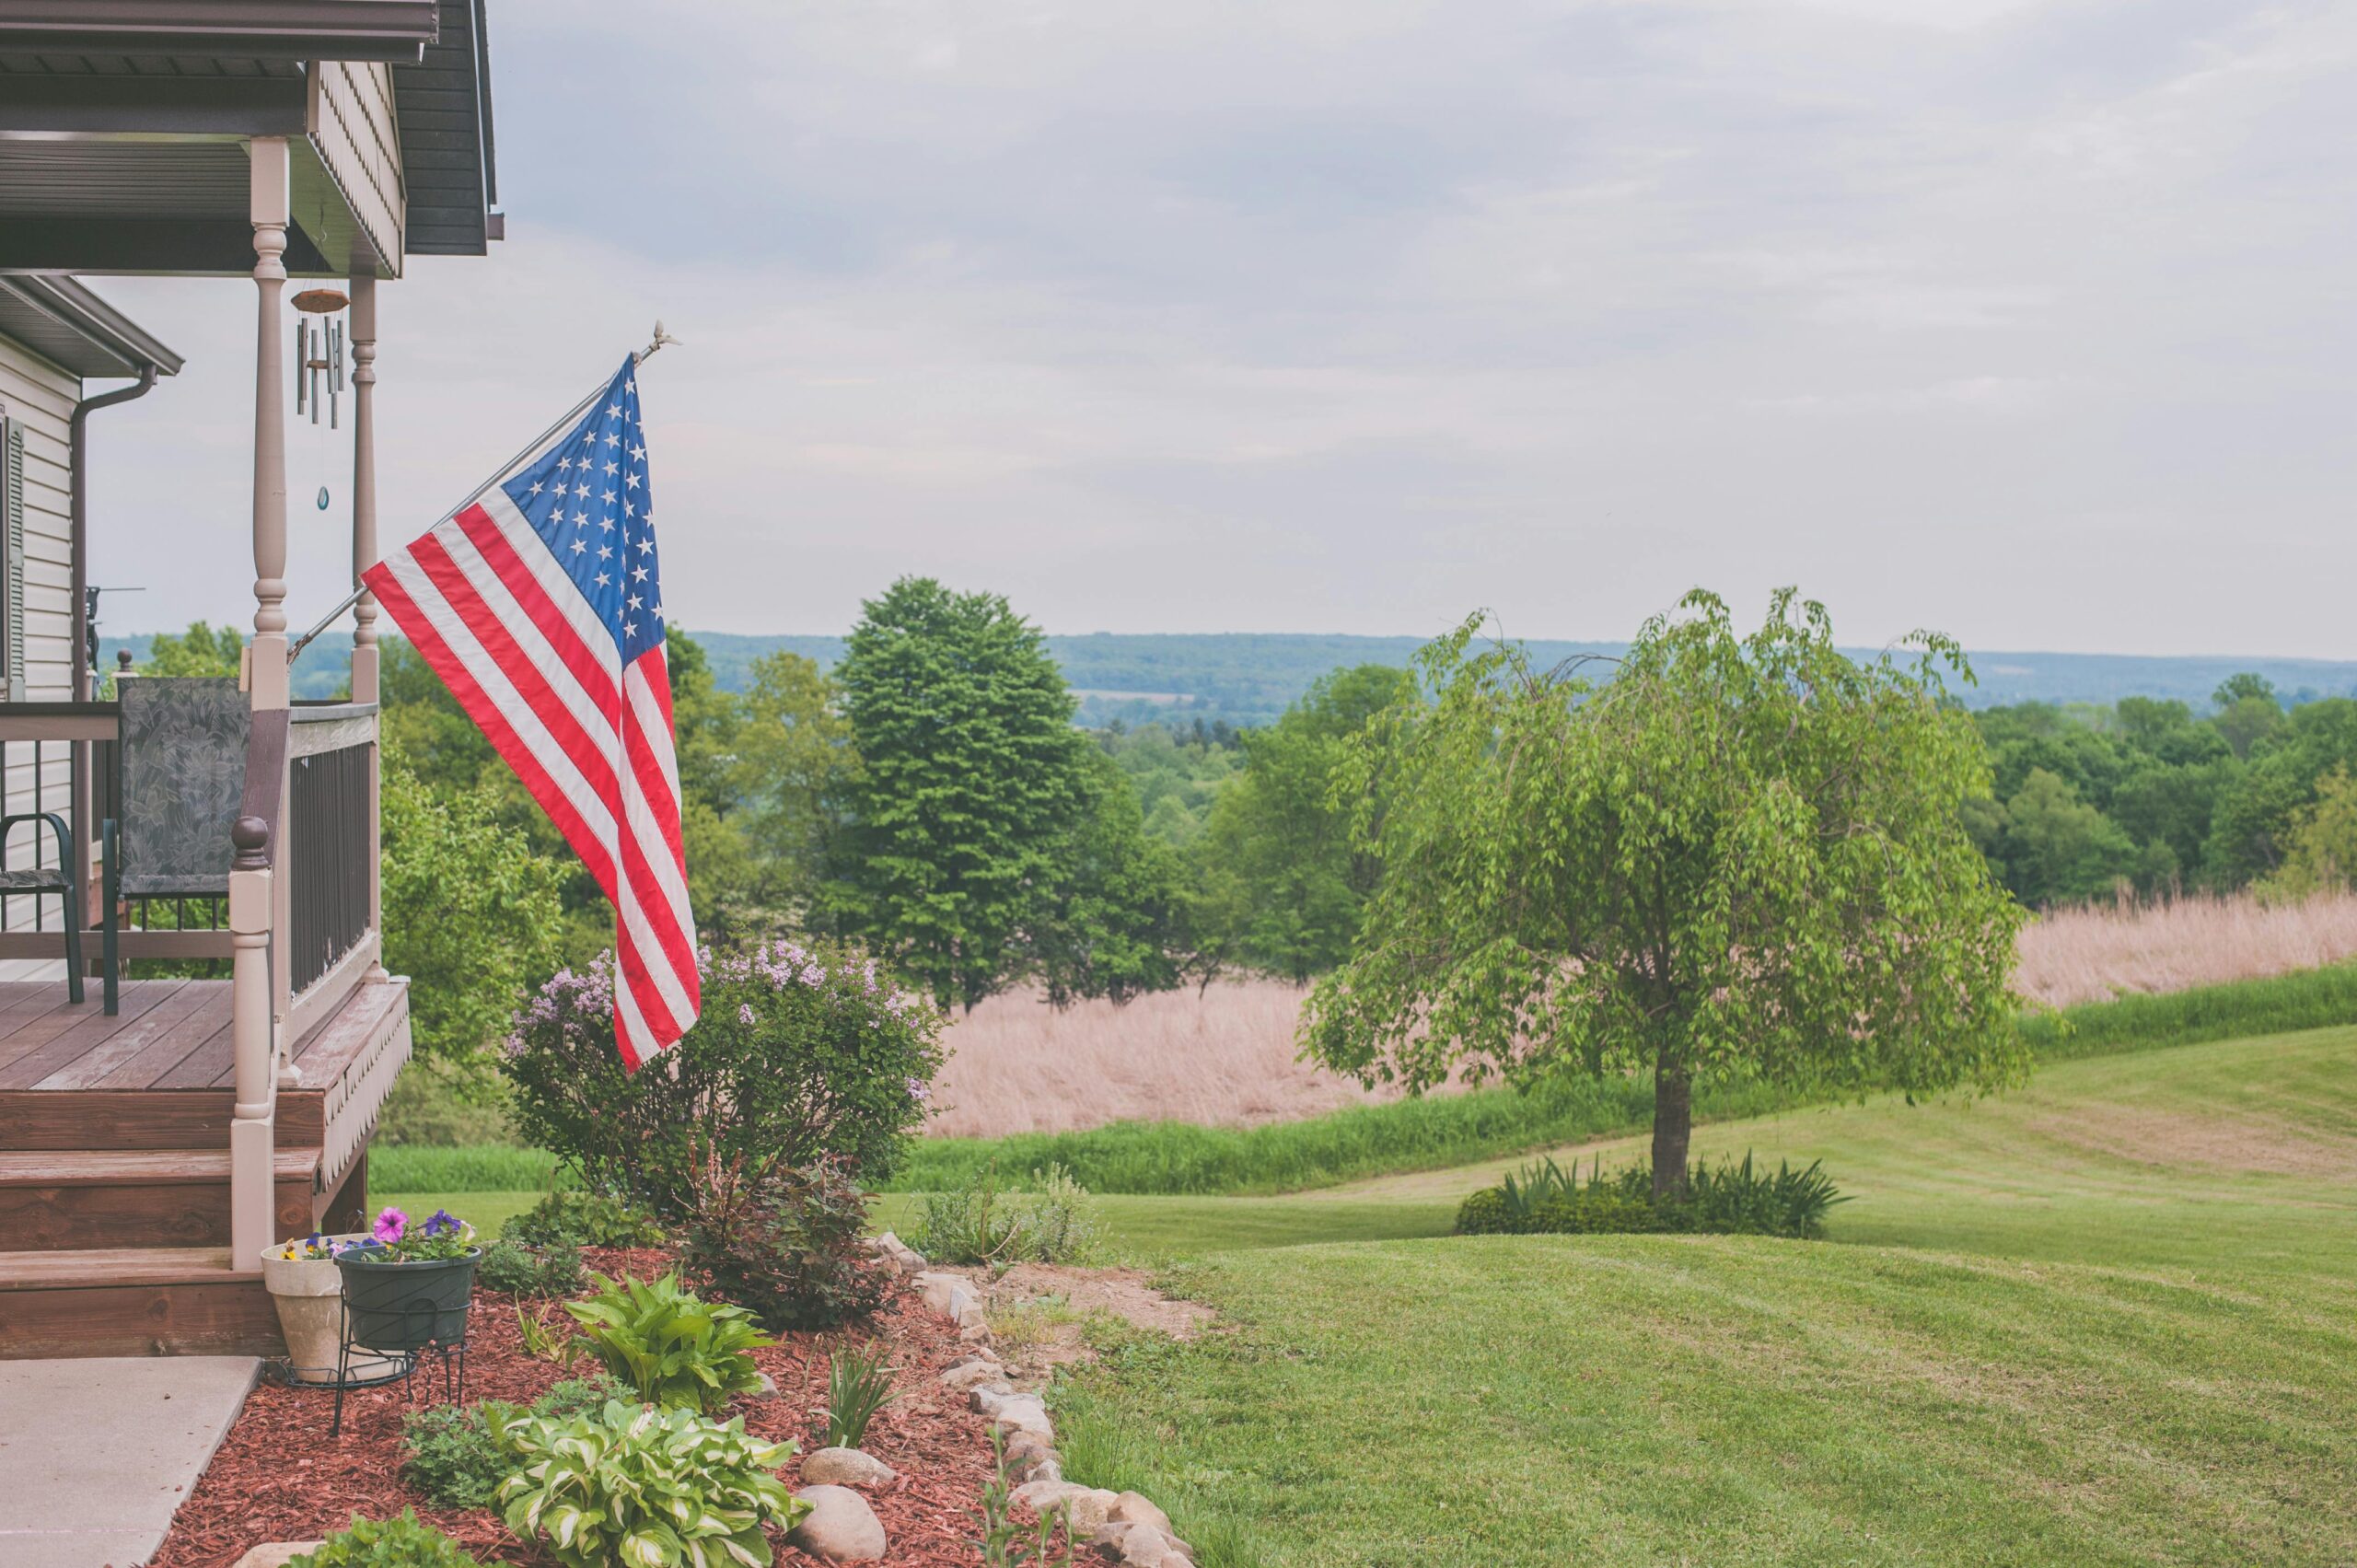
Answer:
259;1237;398;1384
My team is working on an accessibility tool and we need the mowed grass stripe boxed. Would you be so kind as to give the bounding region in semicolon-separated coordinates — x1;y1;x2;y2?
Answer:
1057;1237;2357;1567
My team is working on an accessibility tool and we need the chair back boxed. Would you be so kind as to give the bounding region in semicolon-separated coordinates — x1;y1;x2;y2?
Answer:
115;677;250;897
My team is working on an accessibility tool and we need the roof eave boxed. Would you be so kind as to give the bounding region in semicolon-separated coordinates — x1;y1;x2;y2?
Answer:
0;0;441;64
0;273;185;378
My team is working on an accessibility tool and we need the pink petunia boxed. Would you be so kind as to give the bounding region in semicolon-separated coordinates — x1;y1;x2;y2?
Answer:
372;1206;408;1244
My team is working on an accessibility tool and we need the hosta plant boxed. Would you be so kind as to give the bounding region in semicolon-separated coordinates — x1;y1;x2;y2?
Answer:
498;1400;807;1568
291;1510;485;1567
565;1272;773;1413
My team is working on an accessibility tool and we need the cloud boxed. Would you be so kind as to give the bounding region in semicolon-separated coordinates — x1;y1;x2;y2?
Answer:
75;0;2357;658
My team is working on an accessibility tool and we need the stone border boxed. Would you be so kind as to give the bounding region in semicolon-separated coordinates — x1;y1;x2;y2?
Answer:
877;1233;1198;1568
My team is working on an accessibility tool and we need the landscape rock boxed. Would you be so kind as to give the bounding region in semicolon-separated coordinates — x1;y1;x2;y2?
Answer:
799;1446;899;1487
1118;1525;1176;1566
231;1545;326;1568
914;1271;978;1322
1018;1454;1062;1485
938;1359;1008;1392
753;1372;779;1397
1064;1489;1120;1534
1008;1480;1119;1531
979;1393;1054;1440
1109;1493;1173;1536
870;1230;927;1275
788;1484;888;1562
1010;1479;1090;1513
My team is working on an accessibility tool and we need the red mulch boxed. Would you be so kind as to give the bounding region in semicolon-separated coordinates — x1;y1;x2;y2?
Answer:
152;1247;1002;1567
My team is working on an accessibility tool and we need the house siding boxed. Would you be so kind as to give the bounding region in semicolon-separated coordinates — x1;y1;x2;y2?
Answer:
0;331;84;978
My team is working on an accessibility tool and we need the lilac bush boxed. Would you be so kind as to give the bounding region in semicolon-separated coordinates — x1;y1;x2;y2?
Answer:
501;940;946;1216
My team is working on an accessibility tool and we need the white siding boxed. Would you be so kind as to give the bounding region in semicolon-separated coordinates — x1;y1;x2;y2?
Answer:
0;332;82;978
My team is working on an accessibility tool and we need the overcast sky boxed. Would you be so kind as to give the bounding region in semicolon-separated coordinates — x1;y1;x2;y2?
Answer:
84;0;2357;656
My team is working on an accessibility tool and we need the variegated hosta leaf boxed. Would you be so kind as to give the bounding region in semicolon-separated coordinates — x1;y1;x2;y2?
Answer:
502;1398;799;1568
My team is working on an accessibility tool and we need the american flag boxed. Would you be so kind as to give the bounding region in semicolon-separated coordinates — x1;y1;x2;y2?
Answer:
364;358;699;1070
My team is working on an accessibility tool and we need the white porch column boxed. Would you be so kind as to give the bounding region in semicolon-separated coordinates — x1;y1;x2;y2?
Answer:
349;273;387;981
231;135;291;1265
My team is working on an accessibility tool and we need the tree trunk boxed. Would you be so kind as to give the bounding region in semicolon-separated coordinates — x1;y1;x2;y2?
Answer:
1652;1057;1692;1200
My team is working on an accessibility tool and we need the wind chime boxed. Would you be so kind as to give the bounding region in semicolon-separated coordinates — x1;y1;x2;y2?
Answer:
292;286;348;514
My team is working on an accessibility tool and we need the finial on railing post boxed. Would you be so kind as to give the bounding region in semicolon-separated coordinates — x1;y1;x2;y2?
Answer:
231;816;271;871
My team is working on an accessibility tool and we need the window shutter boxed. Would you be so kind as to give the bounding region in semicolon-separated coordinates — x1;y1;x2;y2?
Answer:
2;416;22;701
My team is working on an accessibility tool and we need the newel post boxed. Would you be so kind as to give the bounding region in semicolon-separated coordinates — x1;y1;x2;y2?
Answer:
227;816;276;1265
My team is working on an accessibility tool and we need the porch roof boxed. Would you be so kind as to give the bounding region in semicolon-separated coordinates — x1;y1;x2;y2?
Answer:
0;0;502;273
0;273;183;378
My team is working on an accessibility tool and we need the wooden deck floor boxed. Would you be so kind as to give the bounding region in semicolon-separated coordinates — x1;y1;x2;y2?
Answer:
0;978;387;1093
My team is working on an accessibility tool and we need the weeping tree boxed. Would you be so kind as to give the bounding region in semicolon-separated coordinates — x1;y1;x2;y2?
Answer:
1302;588;2024;1199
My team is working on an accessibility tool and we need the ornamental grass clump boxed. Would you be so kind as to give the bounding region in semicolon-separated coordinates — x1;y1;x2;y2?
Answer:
497;1400;807;1568
503;941;945;1217
565;1271;773;1414
1454;1152;1848;1239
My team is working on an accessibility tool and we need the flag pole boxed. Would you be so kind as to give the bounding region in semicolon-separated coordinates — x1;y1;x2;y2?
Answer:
287;325;679;663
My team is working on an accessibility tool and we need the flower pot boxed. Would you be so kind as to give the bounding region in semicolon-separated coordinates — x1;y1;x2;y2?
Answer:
335;1249;482;1353
260;1237;398;1384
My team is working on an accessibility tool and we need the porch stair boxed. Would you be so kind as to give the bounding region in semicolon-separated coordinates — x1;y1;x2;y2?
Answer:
0;978;412;1358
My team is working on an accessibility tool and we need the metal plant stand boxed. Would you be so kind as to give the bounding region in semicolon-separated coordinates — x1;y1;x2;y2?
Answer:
325;1286;471;1438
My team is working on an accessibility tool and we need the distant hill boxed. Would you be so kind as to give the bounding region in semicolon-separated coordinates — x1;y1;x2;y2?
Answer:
103;628;2357;730
688;631;2357;729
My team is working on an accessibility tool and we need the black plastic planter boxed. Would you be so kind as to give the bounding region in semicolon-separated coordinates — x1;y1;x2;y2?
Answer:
336;1249;482;1352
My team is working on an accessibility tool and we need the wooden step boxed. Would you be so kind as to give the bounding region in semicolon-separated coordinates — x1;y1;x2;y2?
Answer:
0;1244;242;1289
0;1088;327;1150
0;1148;321;1251
0;1247;283;1357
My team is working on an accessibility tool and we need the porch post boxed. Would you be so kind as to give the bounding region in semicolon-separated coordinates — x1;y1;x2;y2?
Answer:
349;273;387;981
231;135;291;1265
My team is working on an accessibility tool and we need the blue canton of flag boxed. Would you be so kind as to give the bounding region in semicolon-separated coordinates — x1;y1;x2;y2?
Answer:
506;361;668;663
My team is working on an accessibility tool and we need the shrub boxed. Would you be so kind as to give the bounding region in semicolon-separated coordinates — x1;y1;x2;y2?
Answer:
477;1238;586;1297
826;1343;900;1449
1453;1188;1513;1236
913;1164;1103;1266
290;1510;485;1568
1453;1152;1846;1239
1525;1192;1661;1234
498;1399;807;1568
503;941;946;1216
679;1153;891;1333
401;1376;619;1510
506;1188;666;1249
566;1272;773;1413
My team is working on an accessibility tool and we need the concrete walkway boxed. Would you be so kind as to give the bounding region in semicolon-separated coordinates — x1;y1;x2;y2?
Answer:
0;1357;259;1568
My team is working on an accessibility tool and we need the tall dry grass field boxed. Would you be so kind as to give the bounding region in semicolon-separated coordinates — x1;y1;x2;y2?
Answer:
925;979;1398;1138
2014;888;2357;1007
928;889;2357;1137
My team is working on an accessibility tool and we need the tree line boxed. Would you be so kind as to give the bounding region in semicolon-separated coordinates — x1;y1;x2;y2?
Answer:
128;585;2357;1085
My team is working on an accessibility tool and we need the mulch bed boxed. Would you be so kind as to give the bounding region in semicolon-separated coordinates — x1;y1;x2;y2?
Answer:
152;1247;1001;1567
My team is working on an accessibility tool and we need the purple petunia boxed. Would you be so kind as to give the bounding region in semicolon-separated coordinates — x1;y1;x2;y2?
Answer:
372;1206;408;1244
422;1208;460;1238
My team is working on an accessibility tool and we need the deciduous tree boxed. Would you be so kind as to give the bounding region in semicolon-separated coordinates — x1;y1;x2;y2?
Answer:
1303;589;2023;1198
830;577;1090;1010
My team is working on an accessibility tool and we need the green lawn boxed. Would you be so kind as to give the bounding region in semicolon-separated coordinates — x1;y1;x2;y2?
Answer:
377;1025;2357;1566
